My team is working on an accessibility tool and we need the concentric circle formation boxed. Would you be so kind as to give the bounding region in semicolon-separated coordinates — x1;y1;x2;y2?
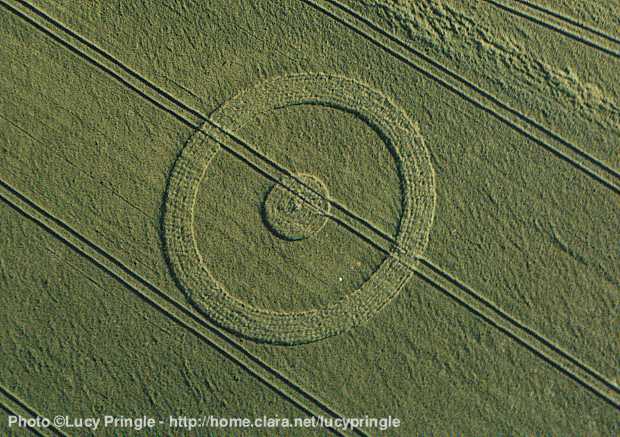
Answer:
263;173;330;241
163;73;436;344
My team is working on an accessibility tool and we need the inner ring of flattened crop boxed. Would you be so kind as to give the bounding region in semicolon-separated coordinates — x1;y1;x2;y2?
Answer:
163;73;436;345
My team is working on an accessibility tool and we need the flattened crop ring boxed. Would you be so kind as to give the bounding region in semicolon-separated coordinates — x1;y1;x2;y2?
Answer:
163;73;436;344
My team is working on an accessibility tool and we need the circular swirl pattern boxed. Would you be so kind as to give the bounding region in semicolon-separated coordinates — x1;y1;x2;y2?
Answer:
263;173;330;241
163;73;436;344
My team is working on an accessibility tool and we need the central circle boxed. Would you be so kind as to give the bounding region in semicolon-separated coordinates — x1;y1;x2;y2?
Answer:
263;173;330;241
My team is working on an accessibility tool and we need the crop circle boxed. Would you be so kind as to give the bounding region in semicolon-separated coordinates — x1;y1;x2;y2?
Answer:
163;73;436;344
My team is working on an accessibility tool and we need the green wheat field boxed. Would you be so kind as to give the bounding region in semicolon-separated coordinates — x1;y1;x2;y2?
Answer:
0;0;618;436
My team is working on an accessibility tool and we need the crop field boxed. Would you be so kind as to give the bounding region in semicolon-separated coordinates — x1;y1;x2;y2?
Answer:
0;0;618;436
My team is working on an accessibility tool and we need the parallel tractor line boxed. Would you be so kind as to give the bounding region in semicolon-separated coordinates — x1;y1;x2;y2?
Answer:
2;0;618;414
0;179;361;437
0;385;66;437
4;0;398;255
0;403;45;437
3;167;619;414
0;120;337;295
302;0;620;193
412;265;620;410
511;0;620;45
482;0;620;57
416;259;620;408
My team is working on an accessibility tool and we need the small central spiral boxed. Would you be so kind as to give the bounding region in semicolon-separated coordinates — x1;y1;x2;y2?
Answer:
262;173;330;241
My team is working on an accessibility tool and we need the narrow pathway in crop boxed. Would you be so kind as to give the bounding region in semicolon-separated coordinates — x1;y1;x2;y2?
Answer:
0;179;360;437
482;0;620;57
0;385;67;437
301;0;620;192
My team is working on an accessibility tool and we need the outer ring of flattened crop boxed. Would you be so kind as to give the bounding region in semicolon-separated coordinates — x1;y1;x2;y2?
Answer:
163;73;436;344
